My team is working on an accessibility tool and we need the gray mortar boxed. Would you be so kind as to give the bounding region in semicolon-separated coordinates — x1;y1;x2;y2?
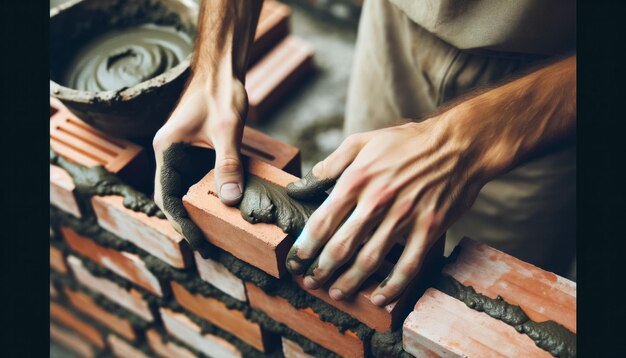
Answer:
50;0;198;139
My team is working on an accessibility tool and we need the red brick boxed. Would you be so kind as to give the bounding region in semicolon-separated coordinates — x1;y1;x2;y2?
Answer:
50;164;81;218
50;244;68;273
194;251;247;301
246;282;365;357
171;281;271;352
250;0;290;64
241;125;301;176
403;288;551;357
62;226;163;296
64;288;137;342
91;195;192;269
183;159;296;278
292;239;444;332
282;337;314;358
67;255;154;322
246;36;314;122
50;302;106;349
146;328;195;358
49;99;148;190
442;237;576;332
159;307;242;358
107;334;149;358
50;323;97;358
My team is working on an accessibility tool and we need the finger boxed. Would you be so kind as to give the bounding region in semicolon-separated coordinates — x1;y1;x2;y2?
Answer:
285;169;365;275
329;196;416;300
370;210;440;307
154;143;213;258
288;132;369;200
211;117;245;206
305;185;395;292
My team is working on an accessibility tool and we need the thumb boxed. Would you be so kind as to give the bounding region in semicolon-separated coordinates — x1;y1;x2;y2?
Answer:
212;120;245;206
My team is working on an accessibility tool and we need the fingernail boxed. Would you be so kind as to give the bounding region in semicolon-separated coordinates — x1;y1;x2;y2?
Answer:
329;288;344;301
220;183;242;201
371;294;386;306
304;276;320;290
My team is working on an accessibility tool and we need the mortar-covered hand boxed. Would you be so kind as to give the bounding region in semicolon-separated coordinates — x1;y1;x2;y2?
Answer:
153;77;248;257
284;111;492;306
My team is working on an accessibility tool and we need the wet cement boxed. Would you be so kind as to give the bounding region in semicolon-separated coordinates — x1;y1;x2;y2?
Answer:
436;276;576;358
62;24;192;92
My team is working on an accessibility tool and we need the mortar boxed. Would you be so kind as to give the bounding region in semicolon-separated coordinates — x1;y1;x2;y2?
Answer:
50;0;198;139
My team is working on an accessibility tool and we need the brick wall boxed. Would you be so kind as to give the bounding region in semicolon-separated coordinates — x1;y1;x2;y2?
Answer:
50;2;576;357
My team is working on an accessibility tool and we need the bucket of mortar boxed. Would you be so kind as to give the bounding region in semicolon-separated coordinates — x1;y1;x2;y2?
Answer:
50;0;198;140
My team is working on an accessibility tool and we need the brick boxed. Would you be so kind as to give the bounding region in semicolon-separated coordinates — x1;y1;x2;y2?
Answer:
91;195;192;269
194;251;247;301
67;255;154;322
250;0;290;64
50;244;68;273
246;36;314;122
50;323;96;358
159;307;242;358
50;98;148;190
246;282;365;357
146;328;195;358
107;334;149;358
282;337;314;358
64;288;137;342
62;226;163;296
183;159;297;278
241;125;301;176
403;288;551;357
443;237;576;332
50;302;106;349
292;239;444;332
171;281;271;352
50;164;81;218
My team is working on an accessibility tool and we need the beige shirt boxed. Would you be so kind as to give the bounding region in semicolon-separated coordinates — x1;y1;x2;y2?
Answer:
388;0;576;55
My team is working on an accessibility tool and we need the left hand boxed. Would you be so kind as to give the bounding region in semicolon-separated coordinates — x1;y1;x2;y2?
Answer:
285;108;501;307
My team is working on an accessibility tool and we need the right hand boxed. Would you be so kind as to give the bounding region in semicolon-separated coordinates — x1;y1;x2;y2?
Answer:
153;76;248;256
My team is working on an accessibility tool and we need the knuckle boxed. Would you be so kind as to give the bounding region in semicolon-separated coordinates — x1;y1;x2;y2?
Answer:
328;240;351;263
216;157;241;174
343;133;364;148
398;262;420;277
357;253;381;274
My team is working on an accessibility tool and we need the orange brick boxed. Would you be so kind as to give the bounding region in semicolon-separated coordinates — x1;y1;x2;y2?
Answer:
159;307;242;358
281;337;314;358
91;195;192;269
64;288;137;342
67;255;154;322
442;237;576;332
246;36;314;122
146;329;195;358
50;244;68;273
50;302;106;349
250;0;290;64
403;288;551;357
246;282;365;357
107;334;149;358
241;126;301;176
171;281;271;352
194;251;247;302
62;226;163;296
183;159;297;278
50;323;96;358
50;164;81;218
292;239;444;332
49;98;148;190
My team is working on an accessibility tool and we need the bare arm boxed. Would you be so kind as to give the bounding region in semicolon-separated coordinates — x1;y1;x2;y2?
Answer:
153;0;263;257
285;55;576;305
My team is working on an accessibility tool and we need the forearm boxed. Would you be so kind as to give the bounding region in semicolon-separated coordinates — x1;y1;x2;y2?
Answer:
191;0;263;89
447;55;576;179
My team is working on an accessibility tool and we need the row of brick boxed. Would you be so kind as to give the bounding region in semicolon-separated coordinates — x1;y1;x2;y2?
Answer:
402;238;576;357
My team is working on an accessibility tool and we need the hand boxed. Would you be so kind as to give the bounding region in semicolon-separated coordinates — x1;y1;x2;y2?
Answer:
285;108;500;307
153;77;248;256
